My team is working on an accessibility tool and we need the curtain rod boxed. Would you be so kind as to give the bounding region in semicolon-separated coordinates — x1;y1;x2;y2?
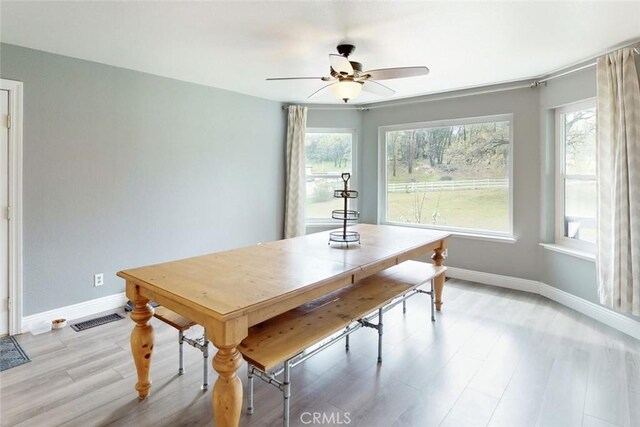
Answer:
281;105;364;111
534;62;596;85
533;42;640;86
363;82;532;110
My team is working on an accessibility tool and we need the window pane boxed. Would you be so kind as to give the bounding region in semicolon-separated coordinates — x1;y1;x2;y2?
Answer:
564;108;596;175
564;179;596;243
305;133;353;219
385;120;510;233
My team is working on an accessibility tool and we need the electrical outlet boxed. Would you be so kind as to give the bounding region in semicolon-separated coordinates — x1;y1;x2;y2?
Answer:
94;273;104;287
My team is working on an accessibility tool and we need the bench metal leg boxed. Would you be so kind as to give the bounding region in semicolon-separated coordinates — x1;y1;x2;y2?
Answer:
403;299;407;314
377;308;383;364
345;329;350;351
202;328;209;390
358;311;383;363
430;279;435;322
283;360;291;427
247;364;255;414
178;330;185;375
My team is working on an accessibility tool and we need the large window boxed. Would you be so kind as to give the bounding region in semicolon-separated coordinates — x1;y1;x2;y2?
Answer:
305;129;356;222
380;115;512;236
555;100;596;249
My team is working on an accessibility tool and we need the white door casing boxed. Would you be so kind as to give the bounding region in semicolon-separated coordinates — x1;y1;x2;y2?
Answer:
0;79;23;336
0;90;8;336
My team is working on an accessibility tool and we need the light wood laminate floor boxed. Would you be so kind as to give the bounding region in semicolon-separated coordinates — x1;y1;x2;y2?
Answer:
1;279;638;427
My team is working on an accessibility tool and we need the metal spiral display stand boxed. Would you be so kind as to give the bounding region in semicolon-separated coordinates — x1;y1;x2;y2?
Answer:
329;173;360;245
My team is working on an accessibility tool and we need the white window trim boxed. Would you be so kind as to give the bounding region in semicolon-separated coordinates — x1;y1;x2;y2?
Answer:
554;98;596;253
377;113;514;238
305;128;358;225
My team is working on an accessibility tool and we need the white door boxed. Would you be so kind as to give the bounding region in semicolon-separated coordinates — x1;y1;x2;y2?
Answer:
0;90;8;336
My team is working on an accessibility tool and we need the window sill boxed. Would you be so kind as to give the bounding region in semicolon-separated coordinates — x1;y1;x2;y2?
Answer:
540;243;595;262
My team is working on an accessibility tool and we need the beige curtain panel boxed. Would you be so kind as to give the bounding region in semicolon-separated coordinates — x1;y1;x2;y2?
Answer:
596;48;640;316
284;105;308;238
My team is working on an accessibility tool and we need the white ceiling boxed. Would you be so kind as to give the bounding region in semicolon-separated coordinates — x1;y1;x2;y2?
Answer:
2;1;639;105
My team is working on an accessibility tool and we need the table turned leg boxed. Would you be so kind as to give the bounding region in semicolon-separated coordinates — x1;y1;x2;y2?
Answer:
130;296;155;399
431;246;446;311
212;344;243;427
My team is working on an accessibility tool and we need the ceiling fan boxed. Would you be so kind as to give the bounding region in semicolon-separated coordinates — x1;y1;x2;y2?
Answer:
266;44;430;103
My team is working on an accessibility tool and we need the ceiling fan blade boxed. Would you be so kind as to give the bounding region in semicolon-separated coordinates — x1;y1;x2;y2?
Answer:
307;83;335;99
362;80;396;97
362;66;429;80
329;54;354;75
266;77;325;81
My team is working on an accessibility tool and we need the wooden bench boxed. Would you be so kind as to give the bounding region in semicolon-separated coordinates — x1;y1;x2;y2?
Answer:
153;306;210;390
239;260;446;427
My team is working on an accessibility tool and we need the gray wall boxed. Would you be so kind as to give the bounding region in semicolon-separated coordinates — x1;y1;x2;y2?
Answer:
306;107;363;131
0;44;286;315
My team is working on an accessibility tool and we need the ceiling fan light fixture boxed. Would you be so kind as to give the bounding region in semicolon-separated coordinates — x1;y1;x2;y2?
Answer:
266;44;429;102
332;80;363;103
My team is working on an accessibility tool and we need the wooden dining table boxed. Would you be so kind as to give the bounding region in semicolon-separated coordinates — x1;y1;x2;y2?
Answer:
117;223;449;426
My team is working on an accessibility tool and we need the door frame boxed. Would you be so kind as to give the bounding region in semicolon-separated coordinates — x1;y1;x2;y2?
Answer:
1;79;23;335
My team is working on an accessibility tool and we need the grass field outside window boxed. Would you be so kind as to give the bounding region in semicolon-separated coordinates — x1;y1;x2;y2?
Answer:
379;114;513;236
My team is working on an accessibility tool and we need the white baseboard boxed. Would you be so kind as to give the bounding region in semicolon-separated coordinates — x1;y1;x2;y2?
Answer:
446;267;640;341
446;267;540;294
21;292;127;334
536;283;640;341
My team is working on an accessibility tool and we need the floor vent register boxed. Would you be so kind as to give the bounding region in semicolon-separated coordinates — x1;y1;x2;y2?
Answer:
70;313;125;332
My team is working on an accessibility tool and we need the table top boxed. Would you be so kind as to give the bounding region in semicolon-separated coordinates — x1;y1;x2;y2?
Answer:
118;224;449;322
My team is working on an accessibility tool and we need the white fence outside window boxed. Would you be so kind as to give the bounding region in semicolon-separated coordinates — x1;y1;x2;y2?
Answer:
387;178;508;193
